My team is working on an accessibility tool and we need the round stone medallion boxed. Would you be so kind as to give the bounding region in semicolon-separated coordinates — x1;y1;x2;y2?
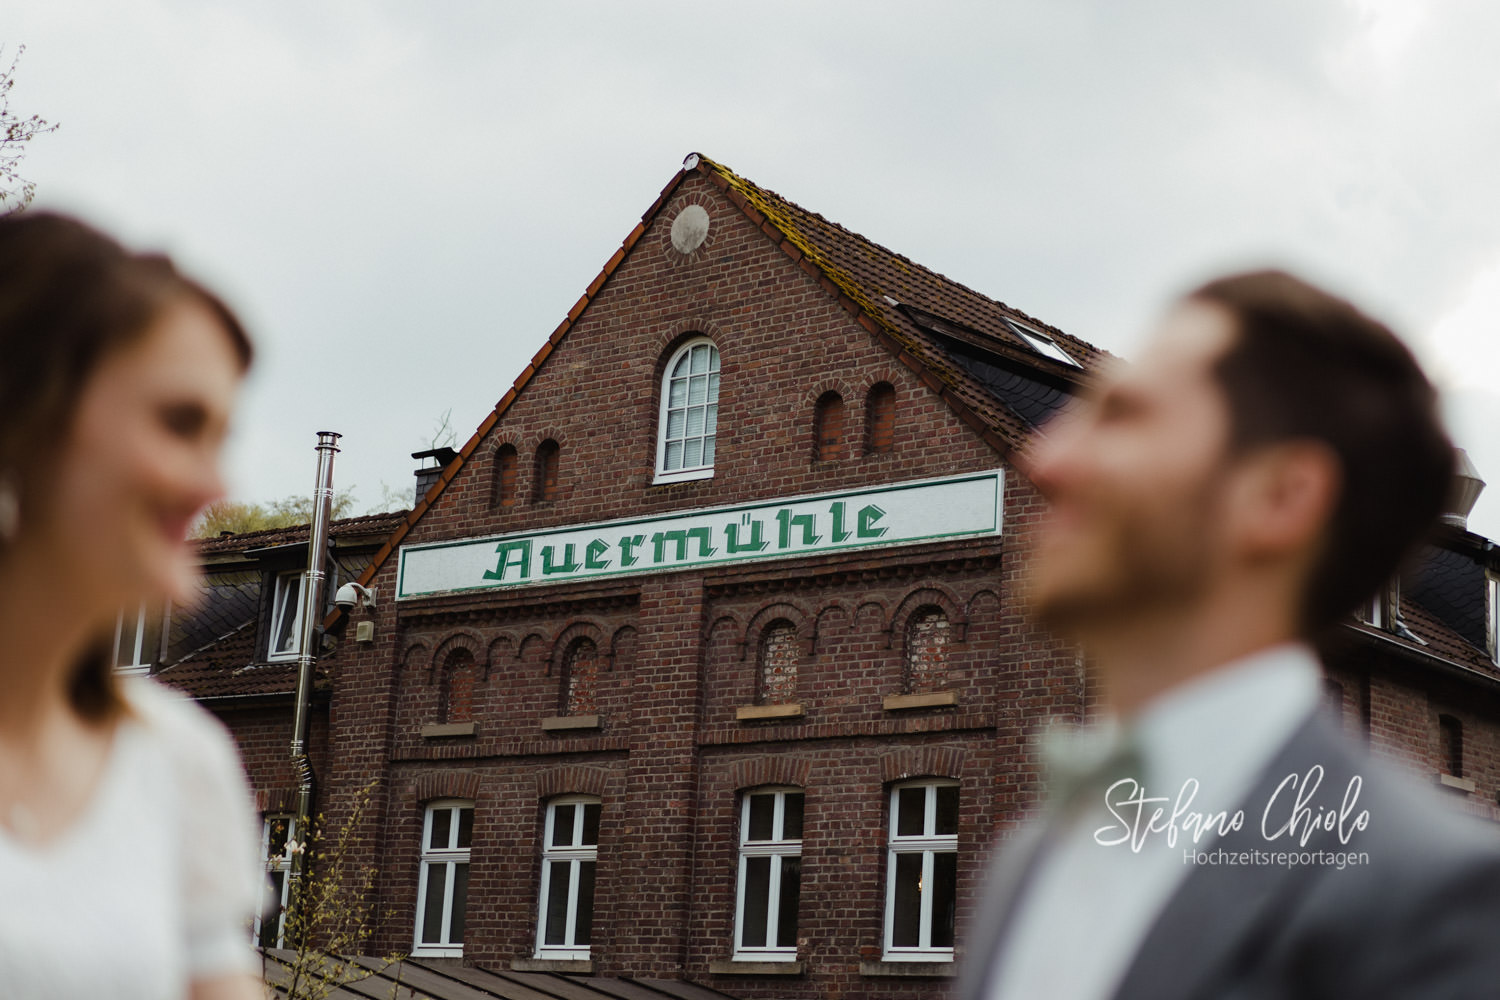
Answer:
670;205;711;255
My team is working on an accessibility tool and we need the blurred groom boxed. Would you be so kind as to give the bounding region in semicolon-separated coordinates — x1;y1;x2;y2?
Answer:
961;271;1500;999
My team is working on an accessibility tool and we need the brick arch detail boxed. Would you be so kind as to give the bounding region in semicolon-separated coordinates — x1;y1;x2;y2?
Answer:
812;600;853;654
731;756;814;793
881;747;968;784
802;379;853;409
854;598;888;630
854;372;904;398
889;584;968;647
742;601;815;661
401;641;430;672
411;771;483;805
537;765;611;799
607;625;638;670
648;317;729;367
552;620;607;673
429;629;484;677
966;589;1001;620
518;631;550;670
706;613;742;644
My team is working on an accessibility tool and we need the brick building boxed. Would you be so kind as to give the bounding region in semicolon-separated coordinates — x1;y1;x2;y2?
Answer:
160;154;1500;999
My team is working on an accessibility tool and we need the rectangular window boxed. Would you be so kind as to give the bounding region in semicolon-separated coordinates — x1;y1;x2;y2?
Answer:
414;801;473;957
883;781;958;962
267;571;305;661
255;814;296;949
734;788;803;960
536;796;600;960
113;602;161;674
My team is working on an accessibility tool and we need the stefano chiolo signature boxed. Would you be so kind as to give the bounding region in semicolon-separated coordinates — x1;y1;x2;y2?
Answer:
1092;766;1370;852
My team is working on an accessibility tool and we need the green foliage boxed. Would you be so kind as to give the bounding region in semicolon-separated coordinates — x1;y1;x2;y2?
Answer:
192;491;358;538
262;784;422;999
0;45;59;215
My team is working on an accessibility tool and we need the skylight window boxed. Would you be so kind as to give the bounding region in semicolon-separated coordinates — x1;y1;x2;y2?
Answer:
1005;319;1080;368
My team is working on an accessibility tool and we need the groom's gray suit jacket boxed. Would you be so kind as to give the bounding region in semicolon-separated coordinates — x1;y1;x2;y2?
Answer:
958;710;1500;1000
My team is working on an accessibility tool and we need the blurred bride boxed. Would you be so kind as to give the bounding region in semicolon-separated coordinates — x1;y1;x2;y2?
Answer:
0;212;265;999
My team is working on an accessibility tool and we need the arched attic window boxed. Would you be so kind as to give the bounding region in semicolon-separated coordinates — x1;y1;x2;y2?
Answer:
865;383;896;455
534;440;560;502
814;392;845;462
655;337;720;483
493;444;518;508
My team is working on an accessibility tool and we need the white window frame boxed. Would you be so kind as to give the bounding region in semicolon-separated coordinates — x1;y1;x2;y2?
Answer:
535;795;601;960
413;800;473;957
653;337;720;484
254;814;296;949
1488;572;1498;665
883;780;958;962
1005;318;1080;368
267;570;306;662
112;601;155;675
734;787;803;961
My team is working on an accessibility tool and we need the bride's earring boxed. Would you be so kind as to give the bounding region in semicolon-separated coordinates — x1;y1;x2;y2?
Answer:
0;475;19;544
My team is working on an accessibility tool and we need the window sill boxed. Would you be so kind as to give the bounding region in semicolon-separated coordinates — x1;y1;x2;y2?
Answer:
709;960;804;975
411;947;464;959
736;703;804;722
513;958;592;973
651;467;714;486
1438;773;1476;793
421;722;477;739
860;960;956;977
883;690;958;711
542;715;601;732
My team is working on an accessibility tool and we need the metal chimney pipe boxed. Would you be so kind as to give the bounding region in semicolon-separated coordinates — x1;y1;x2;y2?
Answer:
289;431;341;891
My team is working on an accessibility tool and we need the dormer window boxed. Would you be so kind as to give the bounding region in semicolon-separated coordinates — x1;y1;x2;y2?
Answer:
655;337;720;483
1005;319;1080;368
267;570;306;661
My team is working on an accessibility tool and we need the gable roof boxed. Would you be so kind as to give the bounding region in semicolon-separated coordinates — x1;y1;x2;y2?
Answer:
344;153;1107;602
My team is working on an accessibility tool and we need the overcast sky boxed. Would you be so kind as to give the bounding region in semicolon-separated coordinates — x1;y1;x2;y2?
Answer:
10;0;1500;539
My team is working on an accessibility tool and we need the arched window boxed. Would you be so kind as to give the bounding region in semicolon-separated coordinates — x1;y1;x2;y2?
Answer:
904;608;950;694
758;621;798;705
655;338;720;482
493;444;518;508
865;383;896;454
442;649;476;723
561;638;600;717
534;440;560;502
1439;715;1463;777
813;392;845;462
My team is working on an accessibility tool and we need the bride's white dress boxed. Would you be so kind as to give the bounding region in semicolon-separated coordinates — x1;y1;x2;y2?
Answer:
0;677;265;998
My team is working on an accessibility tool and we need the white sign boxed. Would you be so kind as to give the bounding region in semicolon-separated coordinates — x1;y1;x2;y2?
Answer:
396;470;1003;599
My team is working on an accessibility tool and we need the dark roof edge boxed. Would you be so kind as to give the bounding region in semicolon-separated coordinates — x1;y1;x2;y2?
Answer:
1343;621;1500;693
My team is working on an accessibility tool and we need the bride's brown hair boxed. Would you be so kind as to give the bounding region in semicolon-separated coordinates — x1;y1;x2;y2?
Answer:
0;212;252;720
